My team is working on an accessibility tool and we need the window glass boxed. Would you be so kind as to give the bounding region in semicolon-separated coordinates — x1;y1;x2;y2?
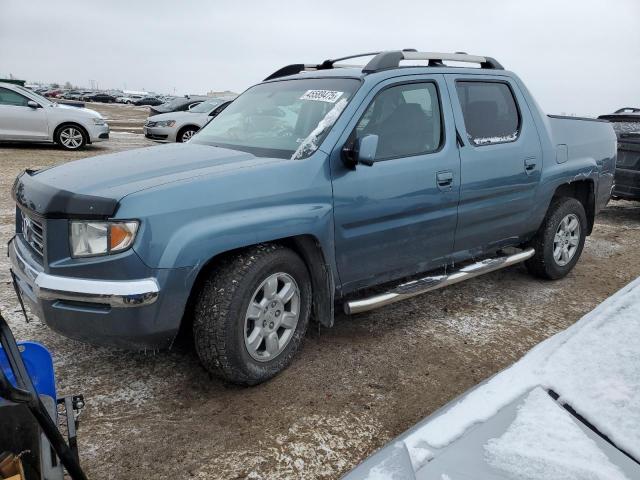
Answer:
456;81;520;145
195;78;360;159
355;82;442;160
0;87;30;107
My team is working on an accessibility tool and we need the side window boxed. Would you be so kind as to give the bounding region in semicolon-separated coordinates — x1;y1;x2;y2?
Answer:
355;82;442;160
0;87;30;107
455;81;520;146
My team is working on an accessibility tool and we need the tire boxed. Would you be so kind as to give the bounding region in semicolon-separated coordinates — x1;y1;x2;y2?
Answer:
54;124;87;150
177;126;199;143
193;244;312;385
526;196;587;280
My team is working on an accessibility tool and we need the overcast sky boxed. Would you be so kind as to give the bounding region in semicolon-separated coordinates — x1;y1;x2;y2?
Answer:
1;0;638;116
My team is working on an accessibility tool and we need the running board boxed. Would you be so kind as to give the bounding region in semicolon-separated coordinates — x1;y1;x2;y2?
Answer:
344;247;535;315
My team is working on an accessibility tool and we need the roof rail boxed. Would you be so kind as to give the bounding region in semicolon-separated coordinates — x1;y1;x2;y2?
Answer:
363;51;503;72
263;50;503;81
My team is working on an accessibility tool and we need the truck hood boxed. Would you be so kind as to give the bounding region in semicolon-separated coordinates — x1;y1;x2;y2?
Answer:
13;143;285;218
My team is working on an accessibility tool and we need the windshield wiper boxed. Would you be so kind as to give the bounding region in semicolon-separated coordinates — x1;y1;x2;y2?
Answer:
547;389;639;466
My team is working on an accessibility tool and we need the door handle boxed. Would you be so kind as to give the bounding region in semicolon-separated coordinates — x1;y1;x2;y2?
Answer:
524;157;537;174
436;170;454;190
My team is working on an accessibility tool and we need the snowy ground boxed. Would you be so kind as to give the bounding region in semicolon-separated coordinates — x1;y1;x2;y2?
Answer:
1;106;640;479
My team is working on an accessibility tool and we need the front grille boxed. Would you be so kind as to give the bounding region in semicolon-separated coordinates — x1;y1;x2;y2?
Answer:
20;210;45;258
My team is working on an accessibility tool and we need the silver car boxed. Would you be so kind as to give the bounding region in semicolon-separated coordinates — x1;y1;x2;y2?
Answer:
143;97;235;143
0;82;109;150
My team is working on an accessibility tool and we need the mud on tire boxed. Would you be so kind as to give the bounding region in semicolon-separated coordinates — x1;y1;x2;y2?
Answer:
193;244;312;385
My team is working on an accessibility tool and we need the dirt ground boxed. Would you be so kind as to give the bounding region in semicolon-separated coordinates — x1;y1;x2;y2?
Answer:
1;106;639;479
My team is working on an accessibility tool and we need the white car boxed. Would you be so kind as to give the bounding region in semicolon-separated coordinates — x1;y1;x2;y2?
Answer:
0;82;109;150
143;96;235;143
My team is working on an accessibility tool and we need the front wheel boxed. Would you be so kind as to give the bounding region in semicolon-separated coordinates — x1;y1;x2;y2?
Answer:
193;244;312;385
177;126;198;143
526;197;587;279
55;124;87;150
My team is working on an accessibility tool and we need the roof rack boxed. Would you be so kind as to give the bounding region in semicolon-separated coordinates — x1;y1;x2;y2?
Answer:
264;50;503;81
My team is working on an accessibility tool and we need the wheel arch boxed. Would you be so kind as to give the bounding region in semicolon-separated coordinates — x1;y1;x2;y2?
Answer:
53;121;90;145
550;179;596;235
179;234;335;341
177;124;200;141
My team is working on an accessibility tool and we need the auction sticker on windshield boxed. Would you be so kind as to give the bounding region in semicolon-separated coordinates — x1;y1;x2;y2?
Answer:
300;90;344;103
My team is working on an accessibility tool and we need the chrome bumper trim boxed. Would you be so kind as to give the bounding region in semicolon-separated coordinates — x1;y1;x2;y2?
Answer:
10;240;159;308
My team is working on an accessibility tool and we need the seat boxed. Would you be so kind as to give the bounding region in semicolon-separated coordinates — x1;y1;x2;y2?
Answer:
375;103;431;158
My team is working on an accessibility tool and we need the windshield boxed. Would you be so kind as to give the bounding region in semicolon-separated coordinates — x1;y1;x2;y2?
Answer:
189;98;227;113
193;78;360;159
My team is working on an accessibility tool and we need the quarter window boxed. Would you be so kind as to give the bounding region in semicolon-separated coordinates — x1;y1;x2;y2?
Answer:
355;82;442;160
456;81;520;146
0;87;30;107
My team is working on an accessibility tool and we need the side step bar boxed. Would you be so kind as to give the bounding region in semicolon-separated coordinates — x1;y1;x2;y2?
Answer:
344;247;535;315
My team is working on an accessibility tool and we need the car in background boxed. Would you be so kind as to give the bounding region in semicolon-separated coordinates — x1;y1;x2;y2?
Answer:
83;92;117;103
149;95;208;116
43;89;64;98
599;107;640;200
61;90;84;100
143;96;235;142
134;96;164;106
344;277;640;479
116;94;144;104
0;82;109;150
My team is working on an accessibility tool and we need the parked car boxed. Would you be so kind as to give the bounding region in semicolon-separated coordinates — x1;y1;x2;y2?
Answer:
599;108;640;200
43;89;64;98
143;96;235;142
0;81;109;149
149;95;208;116
83;92;117;103
134;96;163;106
9;51;615;386
116;94;144;104
344;276;640;479
61;90;84;100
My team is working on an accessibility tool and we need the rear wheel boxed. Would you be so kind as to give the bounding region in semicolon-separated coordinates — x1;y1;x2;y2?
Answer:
526;197;587;279
193;244;312;385
55;124;87;150
177;126;199;143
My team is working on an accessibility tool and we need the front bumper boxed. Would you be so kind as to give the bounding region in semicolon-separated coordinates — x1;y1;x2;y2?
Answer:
87;123;110;143
143;125;175;142
9;237;190;350
11;243;159;307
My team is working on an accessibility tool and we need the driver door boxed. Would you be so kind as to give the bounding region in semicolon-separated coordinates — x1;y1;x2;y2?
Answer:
0;87;48;141
330;75;460;293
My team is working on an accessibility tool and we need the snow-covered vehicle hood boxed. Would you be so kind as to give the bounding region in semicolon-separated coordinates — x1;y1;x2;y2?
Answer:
344;277;640;479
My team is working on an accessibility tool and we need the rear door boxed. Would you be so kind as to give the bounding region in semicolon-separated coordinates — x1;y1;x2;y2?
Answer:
0;87;49;141
445;75;542;255
331;75;460;293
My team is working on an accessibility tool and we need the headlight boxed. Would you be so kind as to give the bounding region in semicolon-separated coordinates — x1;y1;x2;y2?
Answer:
92;118;106;125
70;220;139;258
155;120;176;127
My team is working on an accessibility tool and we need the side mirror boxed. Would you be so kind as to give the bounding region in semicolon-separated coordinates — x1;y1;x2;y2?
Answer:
27;100;40;109
342;134;379;168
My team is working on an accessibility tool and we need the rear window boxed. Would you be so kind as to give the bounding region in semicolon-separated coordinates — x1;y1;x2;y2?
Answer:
456;81;520;146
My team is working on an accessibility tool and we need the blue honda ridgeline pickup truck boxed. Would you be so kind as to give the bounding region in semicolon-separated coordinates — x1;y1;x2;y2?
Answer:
10;51;615;385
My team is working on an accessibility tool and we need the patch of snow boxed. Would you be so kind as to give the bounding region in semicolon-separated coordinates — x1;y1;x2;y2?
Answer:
291;98;347;160
401;276;640;464
471;131;518;145
403;436;433;471
485;388;629;480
